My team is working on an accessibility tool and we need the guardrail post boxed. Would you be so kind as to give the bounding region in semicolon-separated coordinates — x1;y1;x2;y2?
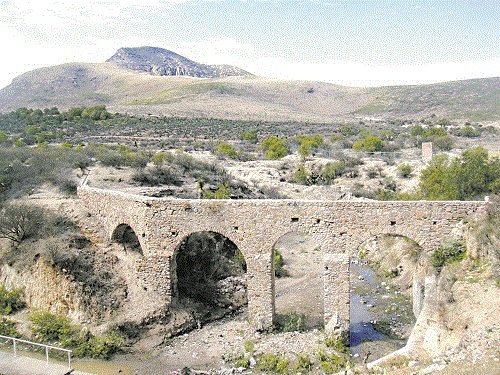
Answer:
45;346;49;365
68;351;71;369
13;338;16;356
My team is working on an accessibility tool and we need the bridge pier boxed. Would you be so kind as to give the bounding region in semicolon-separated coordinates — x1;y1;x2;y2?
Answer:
246;251;275;331
323;253;350;338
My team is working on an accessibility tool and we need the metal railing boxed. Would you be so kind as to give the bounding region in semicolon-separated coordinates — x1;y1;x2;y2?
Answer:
0;334;72;369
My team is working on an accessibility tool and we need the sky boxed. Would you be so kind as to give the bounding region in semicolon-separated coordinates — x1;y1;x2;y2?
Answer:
0;0;498;88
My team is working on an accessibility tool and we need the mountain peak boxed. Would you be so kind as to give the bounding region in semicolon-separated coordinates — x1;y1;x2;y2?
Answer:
106;46;250;78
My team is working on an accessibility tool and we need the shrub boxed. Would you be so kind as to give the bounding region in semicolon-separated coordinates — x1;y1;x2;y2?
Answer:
273;249;288;277
433;135;454;151
293;353;313;372
257;353;290;373
297;134;324;157
261;136;289;160
431;241;467;270
241;129;258;143
0;317;20;337
278;311;306;332
317;349;348;374
29;311;78;345
456;125;480;138
352;134;384;152
243;339;255;353
29;311;123;359
0;204;45;244
73;332;124;360
398;163;413;178
324;335;349;354
216;142;239;159
292;164;310;185
132;166;182;186
0;285;24;314
0;132;8;143
321;161;345;184
201;183;231;199
419;147;499;200
151;151;170;165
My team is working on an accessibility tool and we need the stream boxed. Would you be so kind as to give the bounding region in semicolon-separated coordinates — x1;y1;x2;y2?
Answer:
349;257;410;360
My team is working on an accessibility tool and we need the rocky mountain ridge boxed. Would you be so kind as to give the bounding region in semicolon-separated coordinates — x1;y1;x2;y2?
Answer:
107;46;250;78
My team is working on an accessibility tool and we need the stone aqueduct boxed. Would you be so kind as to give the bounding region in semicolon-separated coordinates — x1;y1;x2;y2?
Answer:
77;186;487;334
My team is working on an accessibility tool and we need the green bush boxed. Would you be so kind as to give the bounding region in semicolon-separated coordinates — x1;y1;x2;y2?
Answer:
273;249;288;277
243;339;255;353
29;311;123;359
352;134;384;152
297;134;323;157
397;163;413;178
278;311;306;332
292;164;310;185
456;125;480;138
324;335;349;354
293;352;313;372
317;349;348;374
419;147;499;200
257;353;290;373
216;142;239;159
261;136;289;160
431;241;467;270
0;317;20;337
201;183;231;199
321;161;346;184
0;285;24;315
73;332;124;360
433;135;454;151
240;129;258;143
29;311;77;345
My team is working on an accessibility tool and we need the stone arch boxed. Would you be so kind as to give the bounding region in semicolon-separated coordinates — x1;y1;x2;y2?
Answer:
270;230;324;330
350;232;426;354
111;223;145;256
171;230;248;311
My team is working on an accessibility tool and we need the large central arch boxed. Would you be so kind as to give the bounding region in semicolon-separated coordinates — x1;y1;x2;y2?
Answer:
171;231;248;315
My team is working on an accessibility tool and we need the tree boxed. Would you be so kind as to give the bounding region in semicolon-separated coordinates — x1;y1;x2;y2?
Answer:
296;134;323;157
0;204;45;244
260;136;289;160
419;147;499;200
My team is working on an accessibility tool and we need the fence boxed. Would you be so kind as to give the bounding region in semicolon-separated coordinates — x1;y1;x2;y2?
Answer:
0;334;72;369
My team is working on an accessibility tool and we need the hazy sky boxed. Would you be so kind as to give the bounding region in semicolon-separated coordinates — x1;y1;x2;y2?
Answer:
0;0;498;88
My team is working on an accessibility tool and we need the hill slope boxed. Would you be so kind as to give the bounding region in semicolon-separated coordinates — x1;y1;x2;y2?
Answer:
0;59;498;122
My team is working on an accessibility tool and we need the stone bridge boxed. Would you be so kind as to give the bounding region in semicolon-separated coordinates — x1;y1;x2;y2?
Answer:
77;186;487;334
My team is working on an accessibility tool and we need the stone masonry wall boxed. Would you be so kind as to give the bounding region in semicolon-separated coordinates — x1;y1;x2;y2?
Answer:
77;186;487;334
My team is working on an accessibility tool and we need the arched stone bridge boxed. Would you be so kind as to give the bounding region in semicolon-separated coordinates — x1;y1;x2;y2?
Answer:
77;186;487;334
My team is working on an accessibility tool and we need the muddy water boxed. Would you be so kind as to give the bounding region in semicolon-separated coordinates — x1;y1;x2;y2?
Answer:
72;359;134;375
350;258;407;360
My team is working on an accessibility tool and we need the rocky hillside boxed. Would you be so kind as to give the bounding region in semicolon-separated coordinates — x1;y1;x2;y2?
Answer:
107;46;250;78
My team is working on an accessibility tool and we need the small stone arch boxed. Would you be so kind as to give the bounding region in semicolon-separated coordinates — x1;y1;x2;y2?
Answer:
270;230;324;330
111;223;145;256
